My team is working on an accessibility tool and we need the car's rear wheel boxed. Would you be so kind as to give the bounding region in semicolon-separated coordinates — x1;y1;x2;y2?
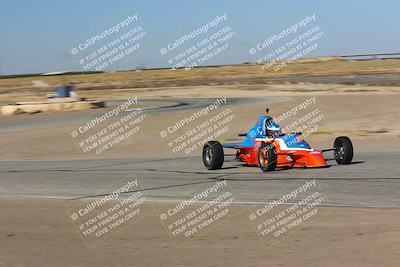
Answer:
334;136;353;164
203;141;224;170
258;142;277;172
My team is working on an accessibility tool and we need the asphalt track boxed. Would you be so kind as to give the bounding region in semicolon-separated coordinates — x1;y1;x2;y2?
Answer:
0;150;399;208
1;97;399;208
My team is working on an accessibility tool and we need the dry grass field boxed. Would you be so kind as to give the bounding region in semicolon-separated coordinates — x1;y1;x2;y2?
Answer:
1;58;400;102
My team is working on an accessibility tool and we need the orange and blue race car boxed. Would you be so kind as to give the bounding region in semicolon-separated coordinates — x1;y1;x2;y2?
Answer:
202;109;353;172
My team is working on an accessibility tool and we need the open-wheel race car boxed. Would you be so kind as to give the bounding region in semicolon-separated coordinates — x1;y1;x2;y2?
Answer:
202;109;353;172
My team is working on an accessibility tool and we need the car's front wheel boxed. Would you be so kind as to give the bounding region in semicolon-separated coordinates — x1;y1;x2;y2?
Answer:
258;142;277;172
334;136;353;164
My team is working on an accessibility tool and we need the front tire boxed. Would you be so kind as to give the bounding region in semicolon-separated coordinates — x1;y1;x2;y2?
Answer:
334;136;353;164
203;141;224;170
258;142;277;172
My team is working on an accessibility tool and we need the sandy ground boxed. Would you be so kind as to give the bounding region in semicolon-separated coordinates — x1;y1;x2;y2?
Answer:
1;199;399;267
1;91;399;160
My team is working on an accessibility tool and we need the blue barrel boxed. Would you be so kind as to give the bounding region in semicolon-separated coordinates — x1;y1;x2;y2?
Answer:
57;87;70;97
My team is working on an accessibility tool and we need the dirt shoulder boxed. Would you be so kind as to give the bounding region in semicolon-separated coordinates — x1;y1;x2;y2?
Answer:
1;198;399;267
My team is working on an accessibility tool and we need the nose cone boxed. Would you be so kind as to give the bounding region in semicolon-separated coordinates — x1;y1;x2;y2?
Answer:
307;150;328;167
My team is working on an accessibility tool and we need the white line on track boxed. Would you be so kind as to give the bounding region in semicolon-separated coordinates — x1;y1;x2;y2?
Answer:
0;195;398;209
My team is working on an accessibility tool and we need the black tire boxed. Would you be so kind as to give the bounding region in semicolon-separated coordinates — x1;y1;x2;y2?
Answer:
203;141;224;170
334;136;353;164
258;142;277;172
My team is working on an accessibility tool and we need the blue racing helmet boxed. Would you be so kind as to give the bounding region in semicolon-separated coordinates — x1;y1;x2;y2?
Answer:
265;119;282;137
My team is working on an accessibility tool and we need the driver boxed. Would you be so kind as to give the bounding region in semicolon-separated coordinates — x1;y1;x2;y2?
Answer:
265;119;282;138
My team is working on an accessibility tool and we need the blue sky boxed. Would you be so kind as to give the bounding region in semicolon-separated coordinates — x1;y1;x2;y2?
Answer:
0;0;399;75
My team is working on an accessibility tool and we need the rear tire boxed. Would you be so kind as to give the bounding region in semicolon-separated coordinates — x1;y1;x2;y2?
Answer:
334;136;353;164
258;142;277;172
203;141;224;170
